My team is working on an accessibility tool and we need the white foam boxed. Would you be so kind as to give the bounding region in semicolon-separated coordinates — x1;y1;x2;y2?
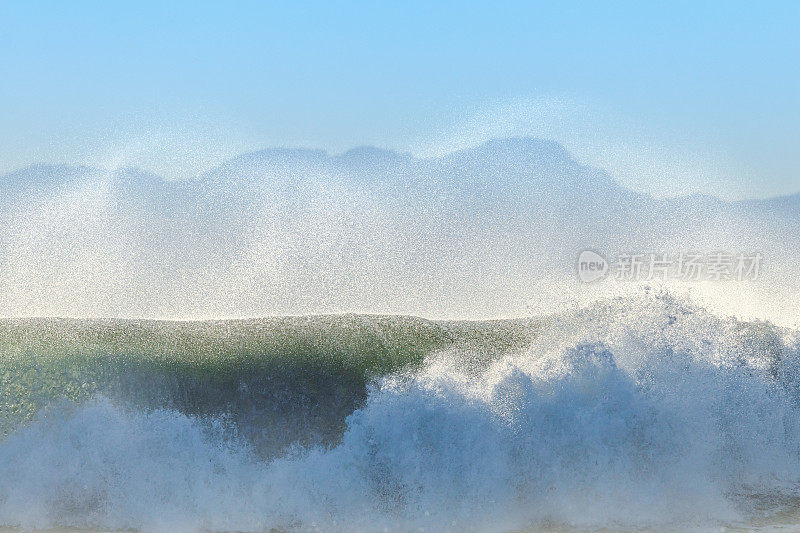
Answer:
2;292;800;531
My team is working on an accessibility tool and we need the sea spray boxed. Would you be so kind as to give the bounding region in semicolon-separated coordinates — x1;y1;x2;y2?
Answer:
2;292;800;531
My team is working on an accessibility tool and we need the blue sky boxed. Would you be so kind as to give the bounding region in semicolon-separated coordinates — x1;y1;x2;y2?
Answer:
1;1;798;199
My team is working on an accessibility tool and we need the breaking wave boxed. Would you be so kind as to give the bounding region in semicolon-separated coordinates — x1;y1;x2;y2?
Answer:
2;290;800;531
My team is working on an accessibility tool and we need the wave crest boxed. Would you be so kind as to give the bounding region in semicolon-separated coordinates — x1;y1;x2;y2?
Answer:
2;292;800;531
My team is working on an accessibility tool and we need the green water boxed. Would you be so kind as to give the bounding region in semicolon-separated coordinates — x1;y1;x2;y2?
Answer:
0;314;537;452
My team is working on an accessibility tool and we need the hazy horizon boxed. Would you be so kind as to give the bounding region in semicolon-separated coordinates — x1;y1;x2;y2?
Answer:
2;135;798;325
2;2;799;200
4;136;799;204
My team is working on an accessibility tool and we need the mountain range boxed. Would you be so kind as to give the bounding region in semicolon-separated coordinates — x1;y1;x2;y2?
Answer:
1;138;797;320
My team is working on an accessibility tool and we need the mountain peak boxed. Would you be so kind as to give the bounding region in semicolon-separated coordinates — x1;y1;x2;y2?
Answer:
474;137;574;161
440;137;578;169
338;146;412;165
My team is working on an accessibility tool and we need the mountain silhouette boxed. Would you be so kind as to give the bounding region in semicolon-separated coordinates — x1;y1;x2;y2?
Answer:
1;138;797;320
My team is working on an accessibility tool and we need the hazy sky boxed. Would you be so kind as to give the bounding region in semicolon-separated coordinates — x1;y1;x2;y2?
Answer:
1;1;798;199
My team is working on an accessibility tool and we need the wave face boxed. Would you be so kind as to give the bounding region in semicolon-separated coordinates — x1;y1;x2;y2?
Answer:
2;292;800;531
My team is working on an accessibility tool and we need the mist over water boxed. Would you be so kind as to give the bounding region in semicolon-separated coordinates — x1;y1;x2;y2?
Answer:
1;138;798;324
2;139;800;531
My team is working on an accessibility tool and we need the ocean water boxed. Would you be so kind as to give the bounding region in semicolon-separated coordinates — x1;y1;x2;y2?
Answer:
1;291;800;532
